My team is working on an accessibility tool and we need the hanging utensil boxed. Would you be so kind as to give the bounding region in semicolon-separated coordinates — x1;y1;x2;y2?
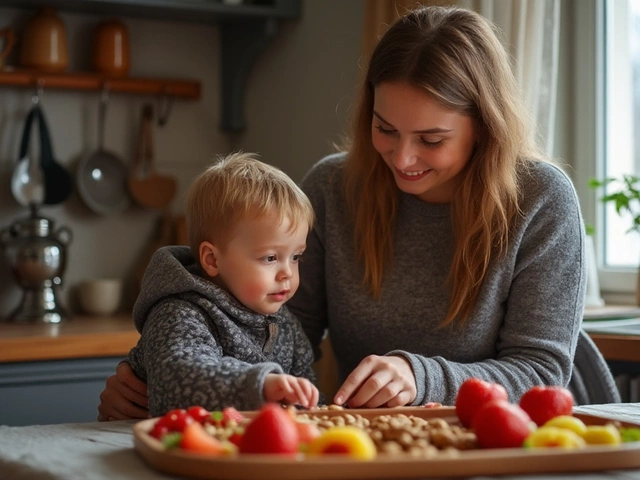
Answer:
76;89;131;215
128;104;177;209
35;106;73;205
10;106;44;208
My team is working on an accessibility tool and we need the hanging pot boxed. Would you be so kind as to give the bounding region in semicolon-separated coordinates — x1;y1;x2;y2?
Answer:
10;106;44;208
34;106;73;205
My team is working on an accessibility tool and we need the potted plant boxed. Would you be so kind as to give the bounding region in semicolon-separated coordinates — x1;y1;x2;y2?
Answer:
589;174;640;305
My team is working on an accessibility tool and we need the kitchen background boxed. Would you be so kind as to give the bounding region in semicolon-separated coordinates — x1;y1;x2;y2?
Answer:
0;1;364;318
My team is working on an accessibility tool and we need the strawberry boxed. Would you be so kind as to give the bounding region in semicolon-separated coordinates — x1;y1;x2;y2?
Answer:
186;406;211;424
239;403;300;455
227;432;244;448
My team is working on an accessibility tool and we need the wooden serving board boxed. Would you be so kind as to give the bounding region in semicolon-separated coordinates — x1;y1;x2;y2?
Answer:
133;406;640;480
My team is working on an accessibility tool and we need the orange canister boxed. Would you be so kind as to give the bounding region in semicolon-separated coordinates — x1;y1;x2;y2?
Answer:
19;7;69;72
93;19;130;77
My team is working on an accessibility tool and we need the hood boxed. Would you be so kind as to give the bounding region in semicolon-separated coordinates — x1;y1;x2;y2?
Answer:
132;245;285;332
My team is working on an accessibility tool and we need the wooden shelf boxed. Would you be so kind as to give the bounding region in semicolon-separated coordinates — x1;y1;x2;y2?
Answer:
0;69;201;99
0;0;302;132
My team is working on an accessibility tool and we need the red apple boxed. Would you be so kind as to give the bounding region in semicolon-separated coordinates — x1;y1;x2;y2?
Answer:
519;385;574;426
472;400;534;449
455;378;508;428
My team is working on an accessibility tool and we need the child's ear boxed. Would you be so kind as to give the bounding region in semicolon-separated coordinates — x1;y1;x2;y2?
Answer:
199;241;219;277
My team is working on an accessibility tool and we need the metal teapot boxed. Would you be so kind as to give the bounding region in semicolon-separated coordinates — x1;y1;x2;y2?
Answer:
0;208;72;323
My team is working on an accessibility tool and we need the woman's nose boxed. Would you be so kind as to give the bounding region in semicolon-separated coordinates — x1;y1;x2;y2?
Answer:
392;138;418;170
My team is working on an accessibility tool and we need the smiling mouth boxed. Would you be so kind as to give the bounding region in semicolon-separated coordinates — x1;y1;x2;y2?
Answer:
396;168;432;181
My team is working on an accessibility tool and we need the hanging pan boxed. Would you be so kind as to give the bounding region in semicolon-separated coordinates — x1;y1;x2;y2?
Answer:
76;90;131;215
128;104;176;209
35;105;73;205
10;106;44;208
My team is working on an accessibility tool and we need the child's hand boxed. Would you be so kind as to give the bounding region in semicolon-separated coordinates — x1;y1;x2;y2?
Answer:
263;374;319;409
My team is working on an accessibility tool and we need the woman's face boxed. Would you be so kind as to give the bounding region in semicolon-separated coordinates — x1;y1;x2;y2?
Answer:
372;81;477;203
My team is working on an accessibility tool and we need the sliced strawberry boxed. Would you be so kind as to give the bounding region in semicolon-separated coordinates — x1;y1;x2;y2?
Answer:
222;406;244;426
180;421;228;455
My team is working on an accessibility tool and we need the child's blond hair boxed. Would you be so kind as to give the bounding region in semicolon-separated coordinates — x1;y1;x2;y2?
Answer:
185;152;314;257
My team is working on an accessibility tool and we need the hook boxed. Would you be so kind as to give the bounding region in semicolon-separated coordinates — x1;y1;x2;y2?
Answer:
31;84;43;105
157;93;174;127
100;83;110;103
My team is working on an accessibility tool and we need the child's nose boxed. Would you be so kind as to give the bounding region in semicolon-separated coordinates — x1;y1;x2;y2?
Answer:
277;263;292;280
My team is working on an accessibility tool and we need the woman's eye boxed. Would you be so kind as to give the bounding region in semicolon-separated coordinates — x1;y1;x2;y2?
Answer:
420;137;444;148
374;124;395;136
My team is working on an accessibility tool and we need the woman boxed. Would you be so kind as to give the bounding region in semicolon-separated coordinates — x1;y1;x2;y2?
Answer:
98;5;618;420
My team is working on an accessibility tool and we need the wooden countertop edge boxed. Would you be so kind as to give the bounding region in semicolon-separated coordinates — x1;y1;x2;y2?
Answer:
0;330;140;363
589;333;640;363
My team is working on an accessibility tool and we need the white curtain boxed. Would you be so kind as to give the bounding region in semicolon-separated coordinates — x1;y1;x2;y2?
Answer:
458;0;561;156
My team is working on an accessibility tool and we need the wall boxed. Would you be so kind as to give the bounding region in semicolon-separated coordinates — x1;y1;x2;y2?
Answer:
0;1;365;317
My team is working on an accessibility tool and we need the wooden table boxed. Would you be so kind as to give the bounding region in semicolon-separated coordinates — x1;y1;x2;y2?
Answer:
0;313;139;363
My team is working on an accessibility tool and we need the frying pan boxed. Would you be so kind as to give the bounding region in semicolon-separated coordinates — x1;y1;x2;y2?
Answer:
35;106;73;205
76;91;130;215
10;106;44;208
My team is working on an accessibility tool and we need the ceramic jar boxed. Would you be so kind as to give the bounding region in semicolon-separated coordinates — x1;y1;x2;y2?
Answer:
19;7;69;73
93;19;130;77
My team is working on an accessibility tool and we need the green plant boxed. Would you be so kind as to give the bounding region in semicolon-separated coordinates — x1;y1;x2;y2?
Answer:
589;174;640;234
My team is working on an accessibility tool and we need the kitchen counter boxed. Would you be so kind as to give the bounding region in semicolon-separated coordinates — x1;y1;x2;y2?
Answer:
0;313;139;363
0;314;140;426
0;403;638;480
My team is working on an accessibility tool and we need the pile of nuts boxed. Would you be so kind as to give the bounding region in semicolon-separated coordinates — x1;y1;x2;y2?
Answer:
298;405;477;456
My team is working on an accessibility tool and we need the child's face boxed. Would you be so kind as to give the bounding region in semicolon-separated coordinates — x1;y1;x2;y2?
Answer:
210;213;308;315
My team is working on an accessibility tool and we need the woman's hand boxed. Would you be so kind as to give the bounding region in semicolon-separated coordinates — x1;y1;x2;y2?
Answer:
97;362;150;421
263;374;319;409
333;355;417;408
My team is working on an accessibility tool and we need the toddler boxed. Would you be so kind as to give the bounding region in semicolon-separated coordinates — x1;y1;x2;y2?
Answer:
127;152;319;416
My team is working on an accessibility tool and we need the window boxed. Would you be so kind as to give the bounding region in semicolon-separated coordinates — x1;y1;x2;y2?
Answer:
571;0;637;298
602;0;640;268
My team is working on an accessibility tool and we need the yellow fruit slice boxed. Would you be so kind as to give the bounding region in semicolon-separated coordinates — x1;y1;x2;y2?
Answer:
523;426;586;449
582;425;622;445
543;415;588;436
306;426;377;460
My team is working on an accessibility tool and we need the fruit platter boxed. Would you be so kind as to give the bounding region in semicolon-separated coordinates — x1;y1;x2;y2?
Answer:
133;381;640;480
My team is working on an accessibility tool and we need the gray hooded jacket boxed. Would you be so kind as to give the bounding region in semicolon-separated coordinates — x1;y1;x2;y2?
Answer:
127;245;317;416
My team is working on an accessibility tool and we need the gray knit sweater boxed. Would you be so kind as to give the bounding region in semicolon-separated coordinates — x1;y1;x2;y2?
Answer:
127;246;317;416
288;153;617;406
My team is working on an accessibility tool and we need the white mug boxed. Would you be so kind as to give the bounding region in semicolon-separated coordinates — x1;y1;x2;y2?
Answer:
79;278;122;316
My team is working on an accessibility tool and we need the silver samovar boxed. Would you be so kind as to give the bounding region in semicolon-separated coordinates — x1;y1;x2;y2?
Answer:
0;209;72;323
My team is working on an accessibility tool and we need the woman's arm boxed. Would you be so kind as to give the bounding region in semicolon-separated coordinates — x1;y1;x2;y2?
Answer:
97;361;149;421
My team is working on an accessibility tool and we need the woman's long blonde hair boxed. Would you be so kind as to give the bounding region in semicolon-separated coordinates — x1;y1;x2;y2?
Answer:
343;5;543;326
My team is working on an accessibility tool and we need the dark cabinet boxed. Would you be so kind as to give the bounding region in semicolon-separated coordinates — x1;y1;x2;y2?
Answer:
0;357;125;426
